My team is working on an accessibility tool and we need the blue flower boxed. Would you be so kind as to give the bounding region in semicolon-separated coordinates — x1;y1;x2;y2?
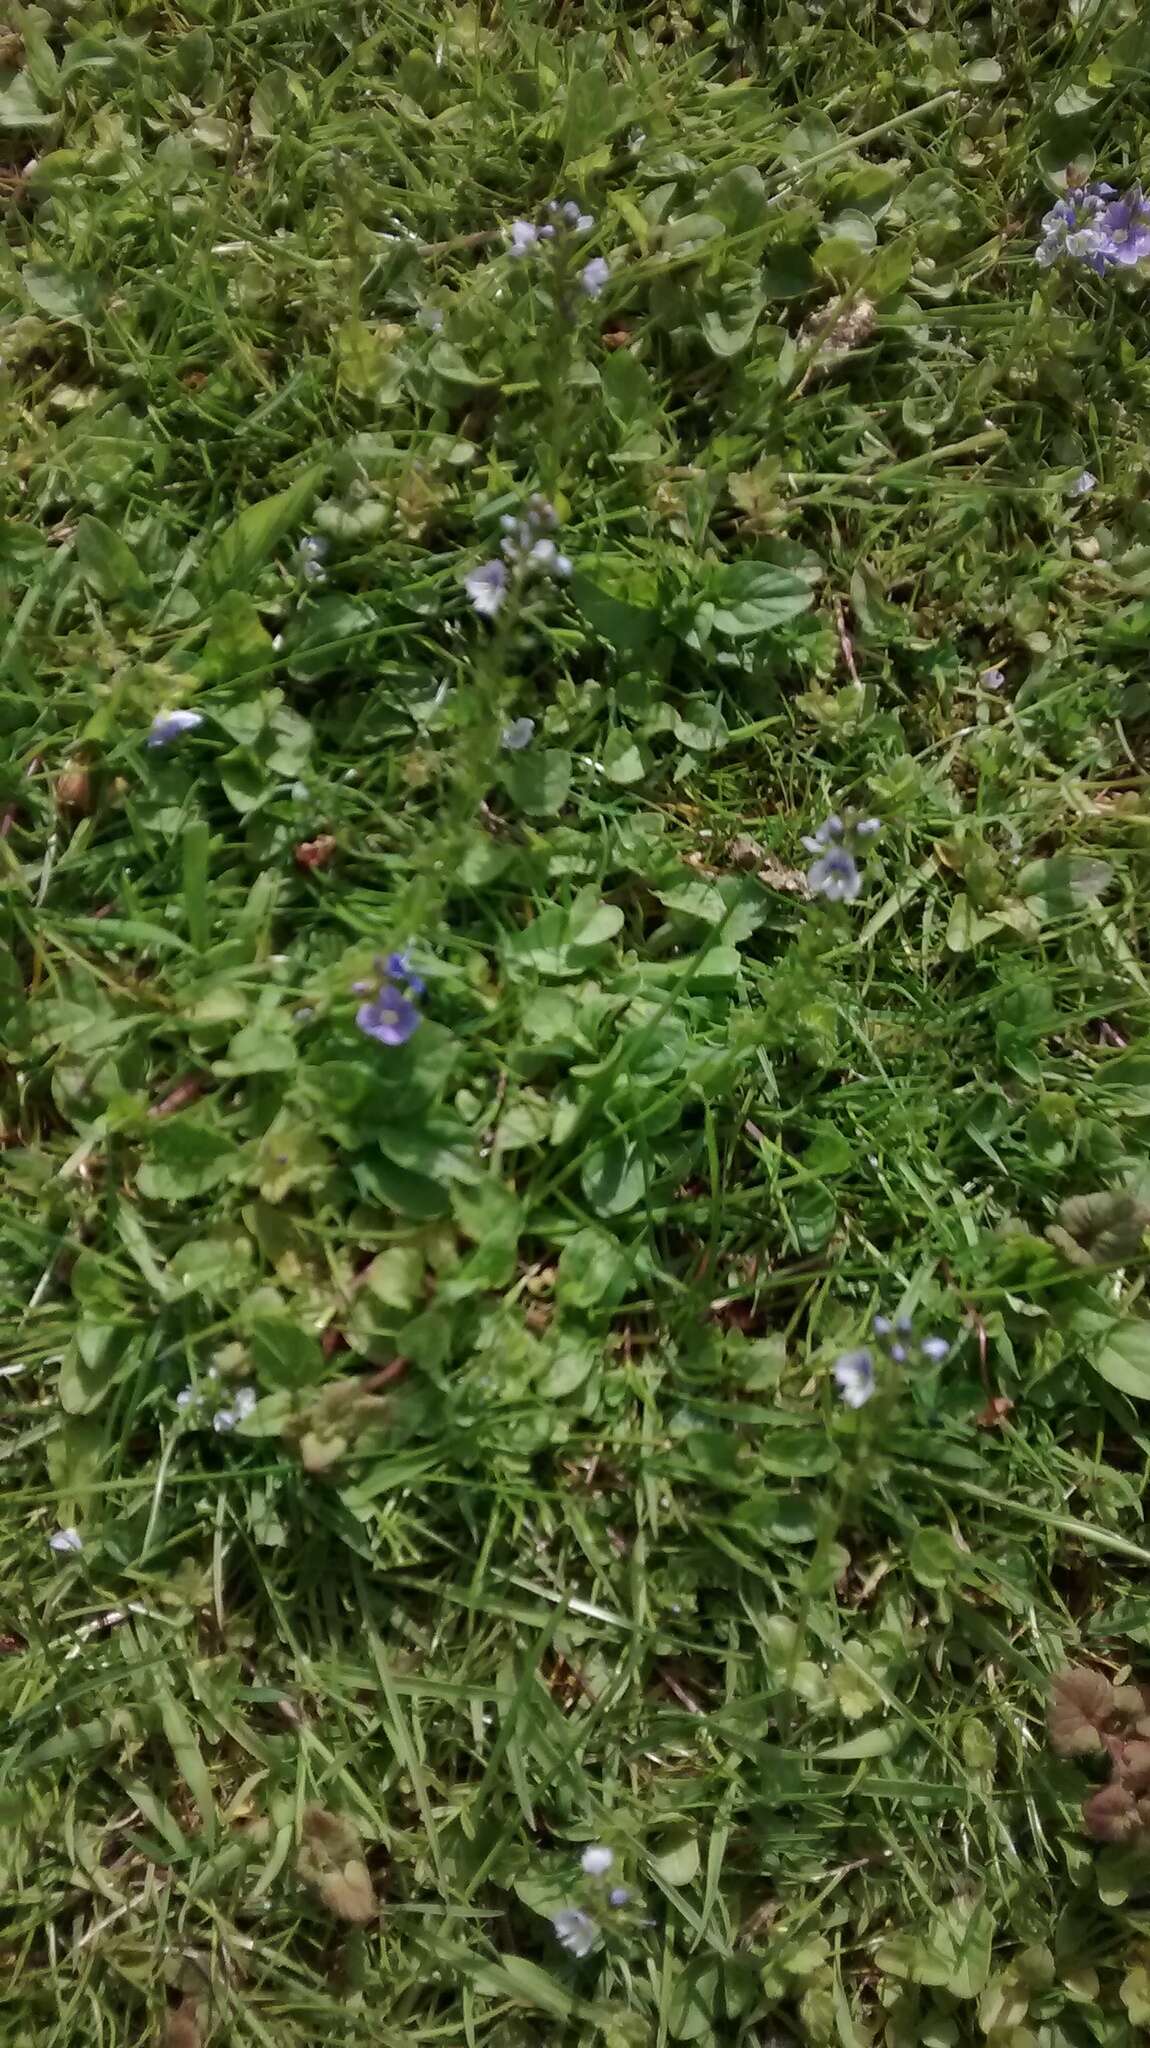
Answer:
580;256;610;299
148;709;203;748
501;717;536;751
356;983;421;1047
49;1526;84;1554
1035;184;1113;271
920;1335;950;1362
833;1349;875;1409
807;846;861;902
581;1845;613;1876
1098;186;1150;266
465;559;508;616
980;665;1005;690
385;949;425;997
802;813;844;853
1035;181;1150;273
1068;468;1097;498
508;220;540;256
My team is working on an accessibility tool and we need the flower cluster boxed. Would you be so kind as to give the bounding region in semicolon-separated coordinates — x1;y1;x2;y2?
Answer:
176;1371;258;1433
298;534;329;585
506;200;608;299
508;197;593;256
355;950;424;1048
552;1845;633;1959
803;812;880;903
833;1316;950;1410
1036;182;1150;274
465;495;571;618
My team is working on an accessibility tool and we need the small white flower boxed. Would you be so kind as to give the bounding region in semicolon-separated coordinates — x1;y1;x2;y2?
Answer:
920;1336;950;1362
581;1845;614;1876
49;1527;83;1554
553;1907;598;1957
1068;469;1097;498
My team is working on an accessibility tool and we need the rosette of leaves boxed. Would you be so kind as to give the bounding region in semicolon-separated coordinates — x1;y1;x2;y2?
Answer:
1045;1191;1150;1268
282;1378;391;1475
1049;1667;1150;1843
296;1806;377;1924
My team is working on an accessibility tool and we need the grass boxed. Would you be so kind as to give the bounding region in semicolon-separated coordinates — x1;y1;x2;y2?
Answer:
5;0;1150;2040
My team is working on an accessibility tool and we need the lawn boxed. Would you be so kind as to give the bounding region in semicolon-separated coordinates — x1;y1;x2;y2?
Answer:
5;0;1150;2042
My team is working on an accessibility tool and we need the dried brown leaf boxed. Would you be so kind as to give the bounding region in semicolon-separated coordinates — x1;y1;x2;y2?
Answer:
1048;1666;1113;1757
1083;1782;1141;1843
162;1999;201;2048
1120;1740;1150;1790
297;1805;377;1924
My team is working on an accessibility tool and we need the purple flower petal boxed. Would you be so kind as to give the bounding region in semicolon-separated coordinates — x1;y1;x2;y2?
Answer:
356;984;421;1047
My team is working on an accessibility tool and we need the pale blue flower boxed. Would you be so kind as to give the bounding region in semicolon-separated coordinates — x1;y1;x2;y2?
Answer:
501;717;535;750
920;1336;950;1362
553;1908;598;1957
509;220;540;255
580;257;610;299
357;983;421;1047
465;559;508;616
833;1349;875;1408
49;1526;83;1554
581;1845;613;1876
1068;469;1097;497
213;1386;258;1433
148;709;203;748
609;1886;631;1908
980;665;1005;690
808;847;861;902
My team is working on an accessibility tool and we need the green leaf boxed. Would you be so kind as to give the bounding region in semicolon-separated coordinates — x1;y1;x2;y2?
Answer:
156;1687;217;1845
700;287;763;358
199;466;324;598
1094;1318;1150;1399
75;515;150;600
908;1526;962;1587
58;1322;129;1414
501;748;572;816
572;567;660;652
651;1828;700;1886
22;262;99;320
249;65;305;139
601;728;647;784
199;589;275;682
1017;855;1113;917
702;561;812;637
137;1124;238;1201
704;164;768;233
249;1314;325;1390
580;1138;647;1216
0;73;57;130
556;1227;633;1309
364;1246;424;1311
